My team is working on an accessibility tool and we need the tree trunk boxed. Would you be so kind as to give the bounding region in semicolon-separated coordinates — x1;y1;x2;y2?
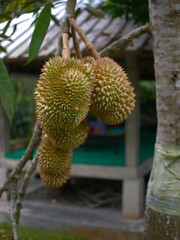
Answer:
144;0;180;239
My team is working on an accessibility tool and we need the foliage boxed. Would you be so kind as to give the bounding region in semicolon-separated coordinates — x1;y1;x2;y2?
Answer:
0;222;90;240
140;80;156;102
0;0;47;23
0;59;14;123
0;0;62;55
10;74;37;139
83;4;104;18
27;2;51;64
101;0;149;24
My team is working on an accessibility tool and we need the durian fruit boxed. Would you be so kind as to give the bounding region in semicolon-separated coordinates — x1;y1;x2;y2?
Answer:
45;120;89;150
90;57;135;125
34;57;95;131
38;136;73;188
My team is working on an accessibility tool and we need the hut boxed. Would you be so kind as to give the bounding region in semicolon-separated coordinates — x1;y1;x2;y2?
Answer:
0;0;155;218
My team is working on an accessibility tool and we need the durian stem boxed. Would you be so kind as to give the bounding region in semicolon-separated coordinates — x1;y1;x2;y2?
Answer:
0;123;41;197
68;17;100;60
71;26;82;58
62;32;71;58
61;0;77;58
15;154;38;225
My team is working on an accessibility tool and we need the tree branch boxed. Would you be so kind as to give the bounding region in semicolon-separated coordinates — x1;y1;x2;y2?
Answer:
99;23;151;57
0;123;41;197
10;180;18;240
15;154;38;225
65;0;76;18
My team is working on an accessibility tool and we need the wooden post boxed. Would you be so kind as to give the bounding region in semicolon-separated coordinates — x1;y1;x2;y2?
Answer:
122;53;144;218
125;53;140;167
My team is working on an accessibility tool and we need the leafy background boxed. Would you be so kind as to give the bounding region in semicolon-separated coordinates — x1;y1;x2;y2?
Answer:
10;74;37;140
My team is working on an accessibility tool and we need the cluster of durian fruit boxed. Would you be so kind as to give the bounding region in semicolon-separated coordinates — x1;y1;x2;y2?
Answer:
35;56;135;188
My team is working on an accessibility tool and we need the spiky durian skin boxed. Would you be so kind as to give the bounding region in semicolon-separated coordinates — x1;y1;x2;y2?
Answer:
38;137;73;188
34;57;95;130
44;120;89;150
90;57;135;125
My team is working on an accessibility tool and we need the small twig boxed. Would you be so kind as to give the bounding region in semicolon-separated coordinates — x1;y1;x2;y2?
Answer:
99;23;151;57
68;17;100;60
10;180;18;240
71;26;82;58
0;123;41;197
15;154;38;225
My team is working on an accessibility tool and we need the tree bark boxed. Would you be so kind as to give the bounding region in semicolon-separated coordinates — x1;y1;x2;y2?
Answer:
144;0;180;239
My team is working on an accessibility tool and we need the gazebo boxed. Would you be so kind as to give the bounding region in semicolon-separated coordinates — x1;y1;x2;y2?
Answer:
0;0;155;218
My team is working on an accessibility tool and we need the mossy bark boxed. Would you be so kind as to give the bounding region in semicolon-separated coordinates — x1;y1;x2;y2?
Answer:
144;208;180;240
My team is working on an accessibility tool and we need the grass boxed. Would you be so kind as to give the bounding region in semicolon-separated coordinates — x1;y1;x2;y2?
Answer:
0;222;90;240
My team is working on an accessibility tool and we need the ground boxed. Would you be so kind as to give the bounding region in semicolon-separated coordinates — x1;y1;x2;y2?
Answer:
0;173;145;240
24;175;144;239
26;176;123;209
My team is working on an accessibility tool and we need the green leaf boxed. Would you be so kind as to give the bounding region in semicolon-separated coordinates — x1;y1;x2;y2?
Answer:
0;34;11;41
0;46;7;53
74;7;81;19
2;19;12;35
0;59;14;123
10;24;17;37
51;14;60;26
27;2;51;64
85;4;104;18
